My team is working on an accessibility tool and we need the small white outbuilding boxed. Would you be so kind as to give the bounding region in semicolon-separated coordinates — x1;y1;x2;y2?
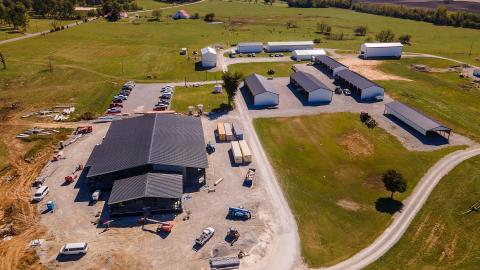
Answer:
360;43;403;59
292;49;326;61
201;47;217;68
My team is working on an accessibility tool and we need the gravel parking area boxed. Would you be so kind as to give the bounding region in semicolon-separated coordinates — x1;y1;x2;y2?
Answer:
35;113;277;269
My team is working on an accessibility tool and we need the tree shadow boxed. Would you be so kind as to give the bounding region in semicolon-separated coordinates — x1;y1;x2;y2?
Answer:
375;197;404;215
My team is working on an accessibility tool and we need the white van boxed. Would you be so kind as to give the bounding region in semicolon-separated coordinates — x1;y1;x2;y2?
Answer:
60;242;89;255
32;186;49;202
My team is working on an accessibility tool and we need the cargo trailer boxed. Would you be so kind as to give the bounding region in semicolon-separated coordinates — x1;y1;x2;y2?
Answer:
238;140;252;163
224;123;235;141
217;122;226;141
232;123;243;140
231;141;243;164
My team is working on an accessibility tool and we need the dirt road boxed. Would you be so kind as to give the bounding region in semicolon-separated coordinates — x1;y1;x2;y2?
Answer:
321;146;480;270
235;86;301;270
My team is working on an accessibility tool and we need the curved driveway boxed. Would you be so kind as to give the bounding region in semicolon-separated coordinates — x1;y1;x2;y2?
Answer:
322;146;480;270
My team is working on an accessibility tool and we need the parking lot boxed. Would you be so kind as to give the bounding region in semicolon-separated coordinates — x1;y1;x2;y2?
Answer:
34;109;277;269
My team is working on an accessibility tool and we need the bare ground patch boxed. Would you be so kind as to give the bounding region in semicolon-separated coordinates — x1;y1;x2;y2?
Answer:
338;132;374;159
337;55;412;81
336;199;361;211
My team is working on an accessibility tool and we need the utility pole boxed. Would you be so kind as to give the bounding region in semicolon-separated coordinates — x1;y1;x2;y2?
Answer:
468;41;474;57
48;57;53;72
184;75;187;87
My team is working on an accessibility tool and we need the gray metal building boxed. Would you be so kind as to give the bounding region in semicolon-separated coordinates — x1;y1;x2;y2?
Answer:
384;101;451;140
85;113;208;216
314;55;348;76
290;71;333;103
335;69;385;100
244;73;279;106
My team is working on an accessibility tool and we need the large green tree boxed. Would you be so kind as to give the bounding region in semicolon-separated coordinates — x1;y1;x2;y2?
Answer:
382;170;407;199
222;71;243;107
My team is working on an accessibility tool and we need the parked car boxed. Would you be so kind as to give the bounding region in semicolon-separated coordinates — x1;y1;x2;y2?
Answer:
158;100;169;105
251;53;256;57
110;103;123;108
124;81;135;87
91;190;100;202
122;85;134;91
343;89;352;95
161;94;172;99
32;186;49;202
120;90;131;96
229;52;237;58
195;227;215;246
192;83;200;87
153;105;168;111
113;95;127;100
59;242;88;255
269;53;274;57
112;98;123;103
334;86;342;95
106;108;121;114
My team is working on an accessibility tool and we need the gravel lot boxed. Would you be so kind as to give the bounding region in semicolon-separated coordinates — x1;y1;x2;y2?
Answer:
34;111;277;269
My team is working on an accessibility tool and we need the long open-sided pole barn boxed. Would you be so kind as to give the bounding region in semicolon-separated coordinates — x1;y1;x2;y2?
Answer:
244;73;279;106
335;69;385;100
85;114;208;216
384;101;452;140
314;55;348;76
290;71;333;103
292;49;326;61
360;43;403;59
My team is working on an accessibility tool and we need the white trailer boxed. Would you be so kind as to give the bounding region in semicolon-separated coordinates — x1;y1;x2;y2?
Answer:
238;140;252;164
360;43;403;59
231;141;243;164
237;42;263;53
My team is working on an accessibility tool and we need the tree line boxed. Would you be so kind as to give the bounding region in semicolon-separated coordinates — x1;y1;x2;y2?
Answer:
287;0;480;29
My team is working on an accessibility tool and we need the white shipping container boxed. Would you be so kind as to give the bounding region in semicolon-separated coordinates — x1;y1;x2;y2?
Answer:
224;123;235;141
231;141;243;164
238;140;252;164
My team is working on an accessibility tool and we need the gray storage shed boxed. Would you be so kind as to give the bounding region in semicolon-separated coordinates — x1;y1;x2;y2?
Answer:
384;101;451;140
335;69;384;100
290;71;333;103
244;74;279;106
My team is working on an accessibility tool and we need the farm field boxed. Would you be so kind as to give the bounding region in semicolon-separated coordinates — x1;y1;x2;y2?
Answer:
1;0;480;117
254;113;460;267
376;57;480;141
368;156;480;270
135;0;175;9
228;61;294;77
170;84;228;112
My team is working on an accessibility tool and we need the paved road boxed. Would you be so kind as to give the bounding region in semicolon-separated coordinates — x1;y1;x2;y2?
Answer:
322;146;480;270
235;85;301;270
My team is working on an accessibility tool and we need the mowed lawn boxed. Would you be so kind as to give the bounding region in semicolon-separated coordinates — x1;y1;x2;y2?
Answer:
228;62;294;77
170;84;228;112
368;156;480;270
254;113;460;267
135;0;174;10
0;1;479;116
376;57;480;141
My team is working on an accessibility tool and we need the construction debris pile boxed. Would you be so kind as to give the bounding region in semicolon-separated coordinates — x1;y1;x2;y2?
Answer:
21;105;75;122
16;128;61;139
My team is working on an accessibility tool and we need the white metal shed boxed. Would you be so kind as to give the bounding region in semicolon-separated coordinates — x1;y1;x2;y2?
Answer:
201;47;217;68
292;49;326;61
266;41;314;52
360;43;403;59
237;42;263;53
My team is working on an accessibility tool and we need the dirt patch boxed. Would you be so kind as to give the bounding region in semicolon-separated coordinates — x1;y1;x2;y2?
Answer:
338;132;374;158
337;55;412;81
86;252;151;270
336;199;361;211
363;172;383;190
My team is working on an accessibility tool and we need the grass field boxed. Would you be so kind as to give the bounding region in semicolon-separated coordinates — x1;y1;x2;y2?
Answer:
368;156;480;270
254;113;460;267
0;1;479;117
135;0;174;10
376;57;480;141
228;61;294;77
170;84;228;112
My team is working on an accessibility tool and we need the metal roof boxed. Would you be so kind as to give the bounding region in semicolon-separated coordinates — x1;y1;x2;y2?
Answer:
315;55;347;69
238;42;263;47
201;47;216;55
292;49;326;56
290;71;331;93
86;114;208;178
385;102;451;134
363;42;403;48
244;74;279;96
335;69;380;90
267;41;314;46
108;173;183;204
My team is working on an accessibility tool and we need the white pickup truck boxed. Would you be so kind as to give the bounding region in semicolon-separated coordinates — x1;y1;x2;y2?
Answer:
195;227;215;246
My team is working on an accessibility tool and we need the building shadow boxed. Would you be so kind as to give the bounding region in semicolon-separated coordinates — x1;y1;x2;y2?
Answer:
228;148;241;168
194;62;215;71
383;114;450;146
313;64;335;80
375;197;404;215
73;171;95;203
